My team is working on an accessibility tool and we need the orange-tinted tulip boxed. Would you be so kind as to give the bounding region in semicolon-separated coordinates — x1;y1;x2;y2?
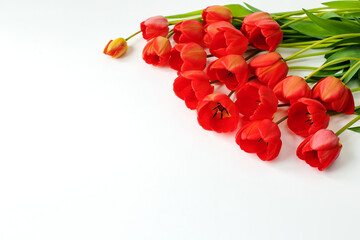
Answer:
249;52;288;88
312;76;354;114
173;20;204;45
273;75;311;103
169;43;207;71
202;5;232;26
103;37;127;58
142;36;171;66
140;16;169;40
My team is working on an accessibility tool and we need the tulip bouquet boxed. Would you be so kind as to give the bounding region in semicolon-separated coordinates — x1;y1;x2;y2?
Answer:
103;1;360;171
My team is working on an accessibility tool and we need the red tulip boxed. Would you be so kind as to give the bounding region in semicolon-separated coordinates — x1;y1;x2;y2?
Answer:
273;75;312;103
235;119;282;161
140;16;169;40
249;52;288;88
103;37;127;58
235;82;278;120
203;21;236;47
173;71;214;110
209;27;248;58
287;98;330;137
142;36;171;66
206;55;249;91
312;76;354;114
169;43;207;71
173;20;204;45
241;12;283;52
197;93;239;133
202;5;232;26
296;129;342;171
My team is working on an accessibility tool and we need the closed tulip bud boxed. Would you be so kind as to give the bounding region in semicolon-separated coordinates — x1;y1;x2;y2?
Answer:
103;37;128;58
202;5;232;26
312;76;354;114
297;129;342;171
173;20;204;45
169;43;207;72
142;36;171;66
140;16;169;40
249;52;288;88
273;75;312;103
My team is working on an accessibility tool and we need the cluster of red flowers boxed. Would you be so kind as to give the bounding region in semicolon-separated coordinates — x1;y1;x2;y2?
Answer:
104;5;356;171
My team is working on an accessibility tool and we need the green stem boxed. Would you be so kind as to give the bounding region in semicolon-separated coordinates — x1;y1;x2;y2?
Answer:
284;33;360;61
165;10;202;19
288;66;317;70
210;80;220;84
335;115;360;136
125;30;141;41
340;60;360;81
276;115;288;125
351;87;360;92
166;29;174;39
304;57;360;81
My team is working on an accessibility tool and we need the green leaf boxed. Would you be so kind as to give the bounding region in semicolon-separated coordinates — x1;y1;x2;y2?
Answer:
348;126;360;133
303;8;360;34
225;4;253;17
322;1;360;9
278;20;331;39
325;46;360;63
243;2;261;12
344;60;360;83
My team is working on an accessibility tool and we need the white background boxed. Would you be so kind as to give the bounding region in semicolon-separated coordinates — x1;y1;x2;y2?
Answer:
1;0;360;239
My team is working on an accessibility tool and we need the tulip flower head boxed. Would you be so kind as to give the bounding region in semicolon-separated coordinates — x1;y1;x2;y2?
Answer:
103;37;128;58
173;20;204;45
209;27;249;58
202;5;232;26
249;52;288;88
235;119;282;161
235;82;278;121
169;43;207;71
287;98;330;137
312;76;355;114
173;70;214;110
206;54;249;91
296;129;342;171
203;21;236;47
197;93;239;133
273;75;312;103
142;36;171;66
241;11;283;52
140;15;169;40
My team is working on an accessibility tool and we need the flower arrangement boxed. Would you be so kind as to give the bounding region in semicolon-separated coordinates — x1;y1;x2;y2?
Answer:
103;1;360;171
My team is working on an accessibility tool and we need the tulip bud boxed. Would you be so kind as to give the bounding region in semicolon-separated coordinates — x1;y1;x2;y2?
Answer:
249;52;288;88
202;5;232;26
103;37;128;58
273;75;311;103
312;76;354;114
140;16;169;40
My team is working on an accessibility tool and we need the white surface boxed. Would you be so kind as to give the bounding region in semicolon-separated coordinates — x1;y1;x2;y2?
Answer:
1;0;360;239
